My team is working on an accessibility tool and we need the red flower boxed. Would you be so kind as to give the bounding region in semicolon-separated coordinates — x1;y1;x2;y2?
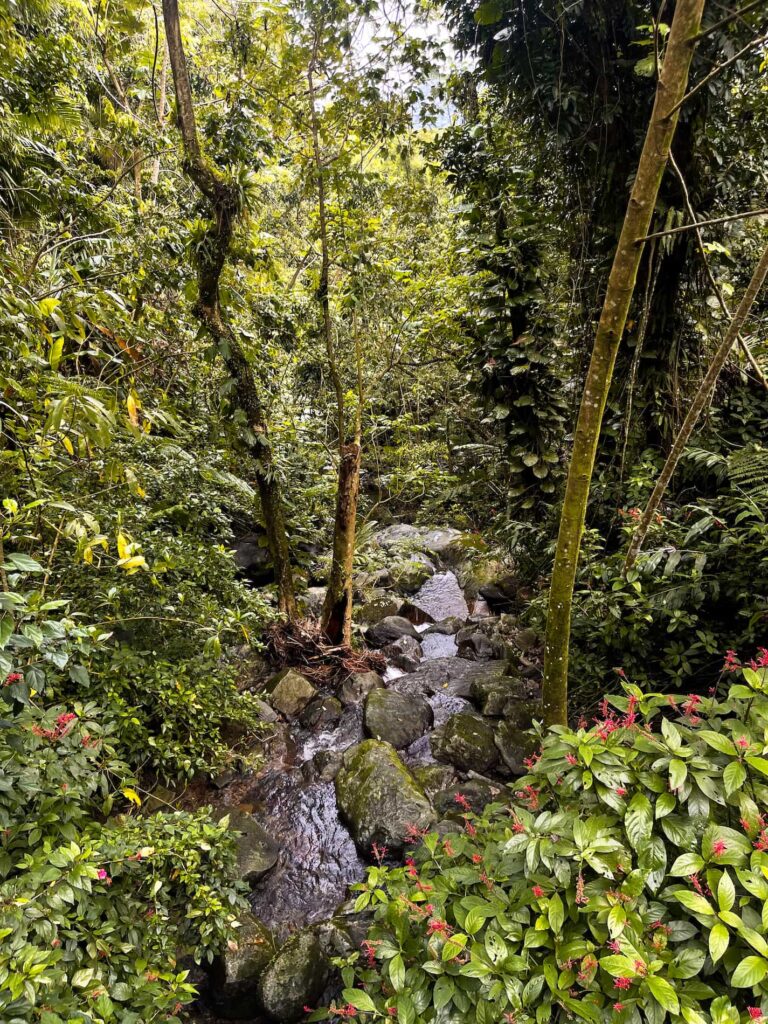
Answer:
614;1004;625;1013
512;818;526;834
712;839;728;858
427;918;451;935
371;842;388;864
615;787;627;797
566;753;578;765
464;820;477;837
723;650;741;673
614;978;632;990
3;672;22;687
472;853;482;864
532;885;545;898
738;736;750;749
575;873;587;905
454;792;471;810
607;940;621;953
748;1009;763;1021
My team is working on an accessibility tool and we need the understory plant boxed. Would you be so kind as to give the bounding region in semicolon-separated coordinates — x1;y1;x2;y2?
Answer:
324;652;768;1024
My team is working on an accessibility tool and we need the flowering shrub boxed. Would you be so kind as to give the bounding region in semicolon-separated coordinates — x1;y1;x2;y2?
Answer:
321;653;768;1024
0;695;247;1021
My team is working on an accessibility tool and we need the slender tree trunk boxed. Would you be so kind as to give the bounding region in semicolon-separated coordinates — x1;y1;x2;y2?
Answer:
624;241;768;569
151;43;168;186
541;0;706;726
162;0;296;617
306;56;362;644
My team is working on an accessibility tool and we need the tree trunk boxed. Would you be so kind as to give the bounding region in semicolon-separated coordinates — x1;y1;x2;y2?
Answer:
151;43;168;186
541;0;706;726
624;241;768;570
321;442;362;644
162;0;296;617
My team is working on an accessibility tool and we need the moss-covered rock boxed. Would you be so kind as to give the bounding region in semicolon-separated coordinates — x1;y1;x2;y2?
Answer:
391;555;435;594
364;688;433;749
224;808;279;887
469;674;538;717
265;668;316;717
430;712;499;773
335;739;435;852
494;718;539;775
209;912;277;1019
339;670;384;705
257;928;330;1022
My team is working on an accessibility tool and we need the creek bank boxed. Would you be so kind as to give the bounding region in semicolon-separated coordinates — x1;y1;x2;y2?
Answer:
191;523;541;1022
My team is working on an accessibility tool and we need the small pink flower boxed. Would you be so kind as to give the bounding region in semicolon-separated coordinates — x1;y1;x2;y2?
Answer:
615;787;627;797
737;736;749;749
614;978;632;990
748;1010;763;1021
532;885;545;898
614;1004;626;1013
712;839;728;858
566;753;578;765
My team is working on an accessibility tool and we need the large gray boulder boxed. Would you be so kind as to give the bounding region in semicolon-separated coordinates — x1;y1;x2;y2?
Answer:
224;809;279;887
365;615;420;647
209;912;276;1018
470;674;539;717
265;668;316;717
381;634;422;672
401;571;469;624
257;928;330;1022
339;670;384;705
389;657;508;699
364;688;433;749
335;739;435;852
430;712;499;773
495;718;539;776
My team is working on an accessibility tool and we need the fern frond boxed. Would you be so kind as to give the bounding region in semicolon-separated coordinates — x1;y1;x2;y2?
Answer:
727;444;768;506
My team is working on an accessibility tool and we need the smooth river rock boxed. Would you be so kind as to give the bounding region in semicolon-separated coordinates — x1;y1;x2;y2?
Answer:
265;668;317;717
225;808;280;887
364;688;433;749
430;711;499;773
257;927;330;1022
335;739;436;852
365;615;421;647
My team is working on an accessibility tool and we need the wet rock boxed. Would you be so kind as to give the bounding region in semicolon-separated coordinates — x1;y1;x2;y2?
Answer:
257;928;330;1023
339;670;384;705
364;688;433;749
373;523;422;551
478;574;519;609
430;712;499;774
253;698;279;724
390;658;508;700
233;533;274;587
513;627;539;653
434;778;498;817
209;912;277;1018
456;629;503;661
426;617;466;635
391;554;436;595
354;591;400;625
503;697;540;731
335;739;435;852
310;748;344;782
381;634;422;672
265;668;317;718
495;718;538;776
412;763;457;801
420;632;458;660
299;696;342;731
365;615;420;647
225;808;280;886
213;770;237;790
401;571;469;624
470;674;538;717
419;528;466;561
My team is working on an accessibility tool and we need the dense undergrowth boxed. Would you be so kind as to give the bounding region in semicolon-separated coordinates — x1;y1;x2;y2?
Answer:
332;655;768;1024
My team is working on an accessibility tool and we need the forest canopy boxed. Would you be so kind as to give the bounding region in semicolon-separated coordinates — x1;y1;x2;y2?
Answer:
1;0;768;1021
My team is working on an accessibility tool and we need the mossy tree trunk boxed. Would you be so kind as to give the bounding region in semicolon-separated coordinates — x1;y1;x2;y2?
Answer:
624;241;768;570
162;0;296;617
541;0;706;725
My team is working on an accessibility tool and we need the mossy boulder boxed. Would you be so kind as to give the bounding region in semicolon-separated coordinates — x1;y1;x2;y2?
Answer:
430;712;499;773
257;928;330;1022
340;670;384;705
265;668;316;717
335;739;435;852
470;674;538;717
365;615;420;647
364;688;433;749
494;718;539;775
209;912;277;1018
224;809;279;887
391;555;435;594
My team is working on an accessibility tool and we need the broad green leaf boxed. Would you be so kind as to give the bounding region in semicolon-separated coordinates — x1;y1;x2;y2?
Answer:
709;922;729;962
731;956;768;987
673;890;715;915
723;760;746;796
646;975;680;1014
669;853;705;876
342;989;377;1012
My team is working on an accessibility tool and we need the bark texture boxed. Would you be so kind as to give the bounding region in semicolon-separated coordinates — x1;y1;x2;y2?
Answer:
541;0;706;725
162;0;296;616
624;241;768;570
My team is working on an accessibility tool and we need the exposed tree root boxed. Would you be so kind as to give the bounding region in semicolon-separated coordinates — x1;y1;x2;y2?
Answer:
264;618;386;688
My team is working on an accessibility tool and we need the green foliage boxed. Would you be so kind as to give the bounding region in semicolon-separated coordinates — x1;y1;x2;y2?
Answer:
324;662;768;1024
0;691;247;1022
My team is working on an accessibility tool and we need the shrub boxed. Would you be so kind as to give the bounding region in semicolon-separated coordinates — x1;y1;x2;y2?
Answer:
0;693;247;1021
325;652;768;1024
